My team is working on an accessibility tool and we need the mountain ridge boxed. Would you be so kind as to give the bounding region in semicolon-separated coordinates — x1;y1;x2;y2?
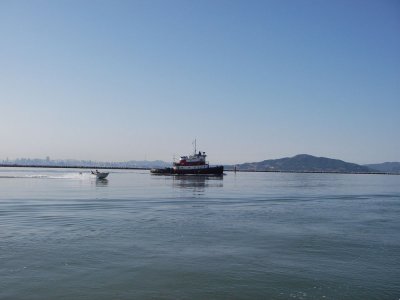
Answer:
364;162;400;173
226;154;376;173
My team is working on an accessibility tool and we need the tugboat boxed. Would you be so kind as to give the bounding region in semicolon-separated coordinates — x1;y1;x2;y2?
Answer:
151;142;224;175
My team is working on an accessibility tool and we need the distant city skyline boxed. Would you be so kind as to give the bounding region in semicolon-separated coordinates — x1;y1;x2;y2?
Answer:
1;0;399;164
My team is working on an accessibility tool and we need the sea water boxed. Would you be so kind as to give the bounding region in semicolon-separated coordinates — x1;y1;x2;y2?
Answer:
0;168;399;299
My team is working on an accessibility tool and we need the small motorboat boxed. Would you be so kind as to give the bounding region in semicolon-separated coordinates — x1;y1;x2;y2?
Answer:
91;170;109;179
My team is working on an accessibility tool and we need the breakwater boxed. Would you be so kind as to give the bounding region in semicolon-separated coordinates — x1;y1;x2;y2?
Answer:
0;164;149;170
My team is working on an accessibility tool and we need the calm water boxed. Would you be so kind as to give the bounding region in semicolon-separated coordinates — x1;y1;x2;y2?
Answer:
0;168;399;299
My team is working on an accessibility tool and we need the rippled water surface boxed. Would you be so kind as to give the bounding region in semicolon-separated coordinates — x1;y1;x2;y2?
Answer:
1;168;399;299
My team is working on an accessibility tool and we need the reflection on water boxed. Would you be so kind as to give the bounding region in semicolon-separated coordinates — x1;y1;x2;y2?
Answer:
171;175;223;195
95;178;109;186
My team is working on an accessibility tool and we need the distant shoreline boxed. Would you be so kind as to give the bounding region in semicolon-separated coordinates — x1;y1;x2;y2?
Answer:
0;164;148;170
0;164;399;175
225;169;399;175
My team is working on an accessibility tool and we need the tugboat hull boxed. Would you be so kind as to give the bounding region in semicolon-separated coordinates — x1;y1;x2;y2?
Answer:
175;166;224;175
151;166;224;175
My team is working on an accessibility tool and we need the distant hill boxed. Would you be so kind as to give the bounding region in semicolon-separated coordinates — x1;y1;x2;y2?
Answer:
364;162;400;173
227;154;374;173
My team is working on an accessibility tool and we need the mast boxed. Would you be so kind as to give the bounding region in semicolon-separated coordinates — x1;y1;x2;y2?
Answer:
193;139;197;155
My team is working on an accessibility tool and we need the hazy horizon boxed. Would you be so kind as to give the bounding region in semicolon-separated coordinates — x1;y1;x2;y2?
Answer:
1;152;399;166
1;0;399;165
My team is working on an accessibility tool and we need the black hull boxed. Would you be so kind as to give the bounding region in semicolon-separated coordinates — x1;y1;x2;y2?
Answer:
151;166;224;175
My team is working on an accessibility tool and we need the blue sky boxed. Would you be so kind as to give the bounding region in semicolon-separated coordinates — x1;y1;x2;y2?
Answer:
1;0;399;164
